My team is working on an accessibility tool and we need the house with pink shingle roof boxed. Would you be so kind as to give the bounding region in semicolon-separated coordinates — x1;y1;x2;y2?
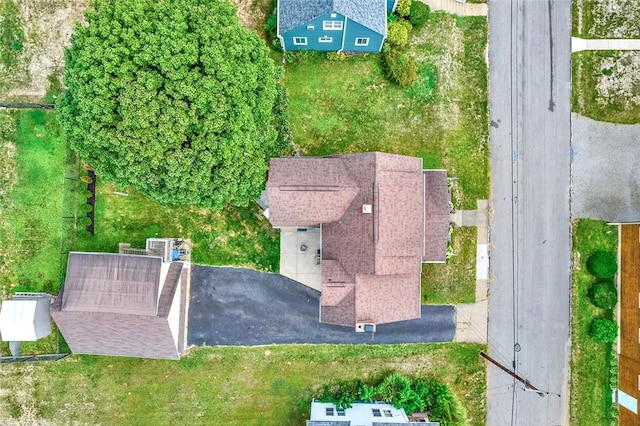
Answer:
267;152;450;329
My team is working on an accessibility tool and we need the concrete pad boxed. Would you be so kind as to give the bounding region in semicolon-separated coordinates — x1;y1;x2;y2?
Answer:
453;301;487;343
475;279;488;303
477;226;488;244
476;244;489;280
279;228;322;291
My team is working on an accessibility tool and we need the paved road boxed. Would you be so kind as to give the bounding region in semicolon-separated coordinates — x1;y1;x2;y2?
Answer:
572;113;640;221
488;1;572;425
188;266;455;346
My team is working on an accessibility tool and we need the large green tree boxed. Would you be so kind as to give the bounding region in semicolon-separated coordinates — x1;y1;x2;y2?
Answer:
58;0;288;209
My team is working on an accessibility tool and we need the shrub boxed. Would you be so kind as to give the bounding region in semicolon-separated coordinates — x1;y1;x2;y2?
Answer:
387;20;411;47
9;39;23;53
409;2;430;28
588;281;618;310
382;47;418;87
587;251;618;279
80;203;94;213
327;51;346;61
396;0;412;17
590;318;618;343
316;373;465;425
78;216;93;227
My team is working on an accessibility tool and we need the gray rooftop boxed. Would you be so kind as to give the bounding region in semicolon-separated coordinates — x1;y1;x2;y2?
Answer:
278;0;386;35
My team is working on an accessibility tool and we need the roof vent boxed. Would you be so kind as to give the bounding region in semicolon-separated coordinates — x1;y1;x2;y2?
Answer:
362;204;372;214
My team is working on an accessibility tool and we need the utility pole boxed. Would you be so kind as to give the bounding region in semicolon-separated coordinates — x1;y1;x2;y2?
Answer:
480;351;545;397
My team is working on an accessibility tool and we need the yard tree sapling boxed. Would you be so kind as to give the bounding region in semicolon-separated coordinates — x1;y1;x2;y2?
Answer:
58;0;289;210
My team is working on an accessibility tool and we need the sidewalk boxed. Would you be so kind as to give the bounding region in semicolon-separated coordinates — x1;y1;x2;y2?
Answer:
572;37;640;53
450;199;489;344
418;0;487;17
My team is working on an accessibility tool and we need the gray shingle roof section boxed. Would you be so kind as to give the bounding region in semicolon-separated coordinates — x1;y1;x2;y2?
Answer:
62;253;161;315
278;0;386;35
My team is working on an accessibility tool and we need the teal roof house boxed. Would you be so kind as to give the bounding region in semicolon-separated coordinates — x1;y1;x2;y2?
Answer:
277;0;393;53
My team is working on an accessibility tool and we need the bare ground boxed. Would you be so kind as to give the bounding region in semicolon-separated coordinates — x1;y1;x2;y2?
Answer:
3;0;88;101
596;52;640;108
229;0;272;38
575;0;640;38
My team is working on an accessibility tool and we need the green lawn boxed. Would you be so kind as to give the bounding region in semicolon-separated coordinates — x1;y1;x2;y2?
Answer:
570;219;618;426
572;50;640;124
422;227;477;304
73;183;279;272
0;110;65;295
284;13;488;210
0;343;486;425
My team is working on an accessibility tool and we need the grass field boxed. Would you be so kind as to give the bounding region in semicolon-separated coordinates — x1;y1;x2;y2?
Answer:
422;227;477;304
570;219;618;426
0;110;65;296
73;184;279;272
0;343;487;425
284;13;488;210
572;50;640;124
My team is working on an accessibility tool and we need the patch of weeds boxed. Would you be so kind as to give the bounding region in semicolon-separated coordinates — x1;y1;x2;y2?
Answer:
4;392;22;418
408;62;438;101
44;71;63;103
0;0;25;70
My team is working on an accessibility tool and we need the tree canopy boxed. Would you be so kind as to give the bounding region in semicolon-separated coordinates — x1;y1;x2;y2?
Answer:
58;0;289;209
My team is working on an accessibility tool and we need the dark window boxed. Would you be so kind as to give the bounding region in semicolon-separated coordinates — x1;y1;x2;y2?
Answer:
337;407;346;416
384;409;393;417
326;407;334;416
372;408;382;417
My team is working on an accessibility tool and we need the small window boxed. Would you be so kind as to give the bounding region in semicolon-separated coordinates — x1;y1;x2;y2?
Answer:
323;20;343;30
384;409;393;417
337;407;346;416
372;408;381;417
293;37;307;46
355;37;370;47
326;407;334;416
331;13;337;18
307;25;315;30
319;36;333;43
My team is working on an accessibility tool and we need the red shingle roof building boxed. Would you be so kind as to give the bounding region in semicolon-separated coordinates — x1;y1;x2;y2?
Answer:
52;250;190;360
267;152;450;328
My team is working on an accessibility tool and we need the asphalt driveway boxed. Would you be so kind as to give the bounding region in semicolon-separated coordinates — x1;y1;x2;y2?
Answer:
187;265;455;346
572;113;640;221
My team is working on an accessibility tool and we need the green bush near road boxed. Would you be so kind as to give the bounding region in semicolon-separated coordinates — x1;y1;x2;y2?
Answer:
587;250;618;279
590;317;618;343
588;280;617;310
571;220;618;426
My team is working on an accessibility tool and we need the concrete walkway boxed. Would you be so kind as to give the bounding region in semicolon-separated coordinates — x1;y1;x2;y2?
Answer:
572;37;640;53
450;199;489;344
418;0;487;17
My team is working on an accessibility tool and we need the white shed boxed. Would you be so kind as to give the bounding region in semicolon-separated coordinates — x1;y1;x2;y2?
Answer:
0;298;52;341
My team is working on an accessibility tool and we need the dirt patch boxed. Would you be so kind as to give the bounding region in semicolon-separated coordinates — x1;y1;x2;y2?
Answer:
576;0;640;38
229;0;271;38
3;0;88;101
596;52;640;108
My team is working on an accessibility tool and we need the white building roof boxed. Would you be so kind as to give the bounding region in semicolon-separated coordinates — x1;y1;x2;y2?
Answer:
0;298;52;341
309;401;409;425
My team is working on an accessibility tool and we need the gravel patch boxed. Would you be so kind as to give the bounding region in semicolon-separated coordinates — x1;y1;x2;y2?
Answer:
571;113;640;221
